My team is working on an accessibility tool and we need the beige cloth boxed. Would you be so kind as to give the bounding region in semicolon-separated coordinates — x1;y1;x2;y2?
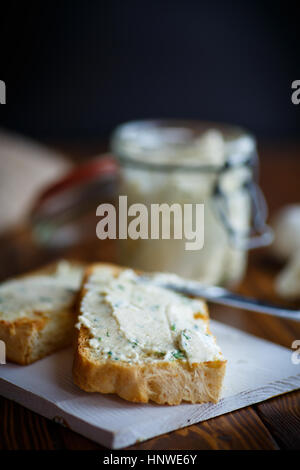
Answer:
0;130;71;233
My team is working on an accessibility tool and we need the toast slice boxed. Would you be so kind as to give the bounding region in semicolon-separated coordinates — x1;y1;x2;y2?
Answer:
0;260;84;364
73;263;226;405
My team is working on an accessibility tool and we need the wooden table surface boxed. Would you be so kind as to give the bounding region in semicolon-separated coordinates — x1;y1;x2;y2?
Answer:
0;142;300;450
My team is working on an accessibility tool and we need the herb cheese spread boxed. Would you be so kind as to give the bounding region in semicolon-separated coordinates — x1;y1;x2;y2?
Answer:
0;261;83;320
77;267;223;365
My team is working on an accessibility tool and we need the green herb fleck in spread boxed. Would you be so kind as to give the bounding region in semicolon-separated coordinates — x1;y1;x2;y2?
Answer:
182;331;191;340
172;350;186;360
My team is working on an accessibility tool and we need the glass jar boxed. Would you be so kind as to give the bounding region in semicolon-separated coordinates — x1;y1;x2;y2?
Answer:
111;120;272;286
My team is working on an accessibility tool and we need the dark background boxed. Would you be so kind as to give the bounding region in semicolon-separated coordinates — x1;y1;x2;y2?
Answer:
0;0;299;143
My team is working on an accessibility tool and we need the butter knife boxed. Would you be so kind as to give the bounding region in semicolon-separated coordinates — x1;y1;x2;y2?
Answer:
140;274;300;322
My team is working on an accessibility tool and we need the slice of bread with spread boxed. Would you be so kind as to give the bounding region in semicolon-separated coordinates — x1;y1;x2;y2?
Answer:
0;260;84;365
73;263;226;405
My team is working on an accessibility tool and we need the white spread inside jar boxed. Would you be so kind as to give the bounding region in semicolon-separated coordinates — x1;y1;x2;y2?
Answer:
113;124;254;286
77;266;223;365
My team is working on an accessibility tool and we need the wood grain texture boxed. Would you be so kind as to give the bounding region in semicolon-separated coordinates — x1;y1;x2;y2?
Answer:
255;390;300;450
0;143;299;450
0;396;59;450
128;406;279;450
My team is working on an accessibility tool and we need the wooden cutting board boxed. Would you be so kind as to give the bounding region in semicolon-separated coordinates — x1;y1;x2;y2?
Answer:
0;320;299;449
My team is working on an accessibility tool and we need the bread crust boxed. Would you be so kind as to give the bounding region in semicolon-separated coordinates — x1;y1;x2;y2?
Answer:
0;260;83;365
73;263;226;405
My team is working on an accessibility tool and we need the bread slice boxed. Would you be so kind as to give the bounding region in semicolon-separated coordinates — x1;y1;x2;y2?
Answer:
73;263;226;405
0;260;84;365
